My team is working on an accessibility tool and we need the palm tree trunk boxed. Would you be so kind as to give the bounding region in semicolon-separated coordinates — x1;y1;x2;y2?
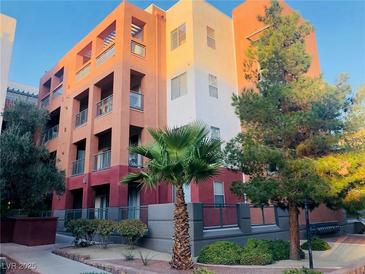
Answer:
170;184;193;270
288;202;300;260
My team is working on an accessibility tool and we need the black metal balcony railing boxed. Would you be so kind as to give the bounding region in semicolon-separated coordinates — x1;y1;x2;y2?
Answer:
53;85;63;97
130;91;143;110
72;158;85;176
43;125;59;143
93;150;111;171
75;109;88;127
128;153;143;168
96;95;113;117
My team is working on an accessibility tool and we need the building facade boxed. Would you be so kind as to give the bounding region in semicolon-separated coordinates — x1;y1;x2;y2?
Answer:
39;0;319;212
0;14;16;133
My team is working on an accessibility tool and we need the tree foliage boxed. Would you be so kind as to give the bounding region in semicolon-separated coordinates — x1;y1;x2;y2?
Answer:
224;0;354;259
122;122;222;270
0;102;64;214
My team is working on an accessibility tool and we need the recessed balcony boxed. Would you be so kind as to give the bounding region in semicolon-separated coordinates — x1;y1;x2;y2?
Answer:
96;95;112;117
75;109;88;127
93;150;111;171
130;91;143;110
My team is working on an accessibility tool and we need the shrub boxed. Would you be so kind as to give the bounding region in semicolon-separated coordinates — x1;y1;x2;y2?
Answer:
300;236;331;251
197;241;243;265
138;251;154;266
65;219;97;247
94;219;116;248
115;219;147;249
268;240;290;261
283;267;323;274
193;268;215;274
122;250;135;261
240;239;273;265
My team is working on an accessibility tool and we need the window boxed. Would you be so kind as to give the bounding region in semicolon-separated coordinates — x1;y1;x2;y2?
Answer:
207;26;215;49
171;72;187;100
171;23;186;50
210;126;220;140
214;182;224;205
209;74;218;98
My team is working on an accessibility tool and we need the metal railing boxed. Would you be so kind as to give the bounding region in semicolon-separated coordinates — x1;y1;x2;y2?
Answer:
96;95;113;117
53;85;63;97
7;209;53;217
128;153;143;168
131;41;145;57
76;63;91;81
71;158;85;176
130;91;143;110
41;96;50;108
249;205;276;226
96;44;115;66
75;109;88;127
64;206;148;225
202;204;239;230
93;150;111;171
43;124;59;143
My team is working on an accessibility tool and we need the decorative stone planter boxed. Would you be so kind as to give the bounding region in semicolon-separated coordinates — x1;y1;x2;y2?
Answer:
11;217;58;246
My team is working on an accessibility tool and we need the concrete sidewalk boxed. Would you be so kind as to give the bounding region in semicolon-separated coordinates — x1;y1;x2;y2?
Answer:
0;234;110;274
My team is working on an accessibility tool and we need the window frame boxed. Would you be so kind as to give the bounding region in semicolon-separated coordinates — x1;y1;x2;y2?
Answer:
213;181;225;205
171;23;186;50
210;126;220;140
171;72;187;100
208;73;218;98
207;26;216;49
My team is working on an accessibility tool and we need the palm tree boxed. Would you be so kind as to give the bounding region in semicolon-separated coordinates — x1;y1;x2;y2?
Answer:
121;122;222;270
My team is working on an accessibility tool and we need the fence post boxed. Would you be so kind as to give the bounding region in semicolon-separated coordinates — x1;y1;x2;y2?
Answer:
275;206;289;229
237;203;251;233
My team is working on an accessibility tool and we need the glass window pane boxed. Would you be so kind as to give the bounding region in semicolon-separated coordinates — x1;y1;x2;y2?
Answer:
214;181;224;195
214;195;224;205
171;29;178;50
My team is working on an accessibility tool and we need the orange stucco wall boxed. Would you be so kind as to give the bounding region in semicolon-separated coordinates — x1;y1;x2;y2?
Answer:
233;0;321;91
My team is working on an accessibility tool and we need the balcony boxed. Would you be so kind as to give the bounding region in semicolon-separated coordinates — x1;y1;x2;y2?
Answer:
131;41;145;57
96;95;112;117
41;96;50;108
96;44;115;66
93;150;111;171
43;125;59;143
130;91;143;110
53;85;63;98
72;158;85;176
128;153;143;168
75;109;88;127
76;63;91;81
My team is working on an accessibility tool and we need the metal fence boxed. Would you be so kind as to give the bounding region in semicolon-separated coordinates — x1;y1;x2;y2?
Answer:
7;209;53;217
249;205;276;226
202;204;239;230
63;206;148;225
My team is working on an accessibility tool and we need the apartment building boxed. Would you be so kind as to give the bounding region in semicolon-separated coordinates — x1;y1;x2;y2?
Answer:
39;0;319;213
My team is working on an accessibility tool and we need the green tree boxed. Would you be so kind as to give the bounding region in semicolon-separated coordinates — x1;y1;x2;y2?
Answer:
0;102;64;215
224;1;351;259
314;84;365;216
121;123;222;270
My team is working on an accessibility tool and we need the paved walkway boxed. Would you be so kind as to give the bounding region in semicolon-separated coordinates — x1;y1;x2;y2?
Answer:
0;234;110;274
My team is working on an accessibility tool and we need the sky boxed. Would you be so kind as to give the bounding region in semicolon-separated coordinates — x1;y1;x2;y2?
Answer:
1;0;365;91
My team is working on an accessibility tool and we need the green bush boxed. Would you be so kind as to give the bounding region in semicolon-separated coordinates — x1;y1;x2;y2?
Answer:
193;268;215;274
197;241;243;265
65;219;97;246
115;219;147;248
301;236;331;251
94;219;116;248
268;240;290;261
240;239;273;265
283;267;323;274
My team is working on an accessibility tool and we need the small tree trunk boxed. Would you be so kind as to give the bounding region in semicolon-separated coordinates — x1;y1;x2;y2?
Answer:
170;184;193;270
288;203;300;260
